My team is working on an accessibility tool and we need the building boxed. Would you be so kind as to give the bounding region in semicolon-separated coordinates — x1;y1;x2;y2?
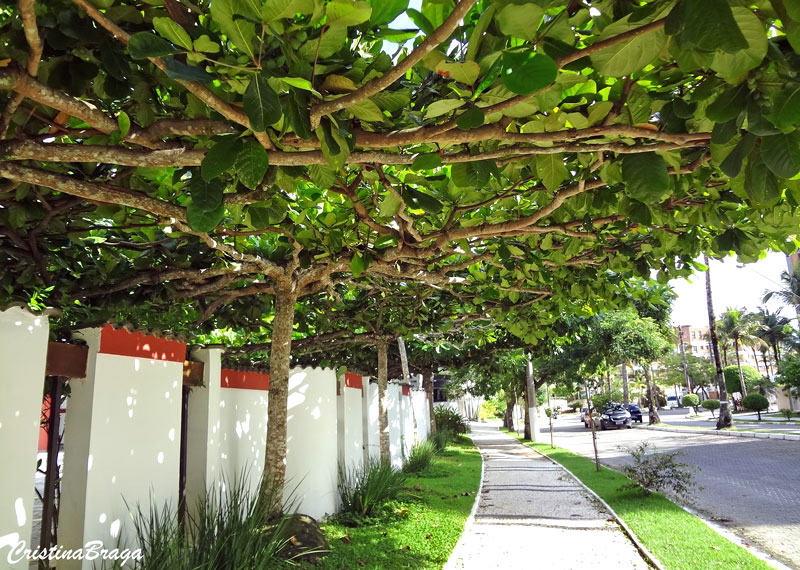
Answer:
676;325;771;374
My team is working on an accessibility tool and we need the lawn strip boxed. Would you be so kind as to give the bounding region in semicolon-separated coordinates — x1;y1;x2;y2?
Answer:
503;429;771;570
315;438;482;570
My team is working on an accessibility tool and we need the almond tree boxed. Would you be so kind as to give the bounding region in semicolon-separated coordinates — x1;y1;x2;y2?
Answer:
4;0;800;506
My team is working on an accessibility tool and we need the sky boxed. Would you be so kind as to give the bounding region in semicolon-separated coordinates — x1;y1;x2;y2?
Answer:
669;252;794;327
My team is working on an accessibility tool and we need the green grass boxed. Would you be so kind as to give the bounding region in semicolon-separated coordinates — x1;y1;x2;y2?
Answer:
503;429;771;570
311;438;481;569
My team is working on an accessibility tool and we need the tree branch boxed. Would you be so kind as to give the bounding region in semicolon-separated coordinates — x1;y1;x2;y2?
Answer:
309;0;479;126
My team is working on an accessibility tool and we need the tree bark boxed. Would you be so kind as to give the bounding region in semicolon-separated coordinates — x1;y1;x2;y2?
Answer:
526;359;539;442
586;384;600;472
644;365;660;425
376;338;390;462
621;362;629;405
423;368;437;433
261;288;297;515
735;339;748;397
523;378;531;440
503;396;514;430
678;326;692;392
705;255;732;429
397;337;417;445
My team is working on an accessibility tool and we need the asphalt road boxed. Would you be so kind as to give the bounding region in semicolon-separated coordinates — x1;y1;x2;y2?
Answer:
537;412;800;569
656;408;800;433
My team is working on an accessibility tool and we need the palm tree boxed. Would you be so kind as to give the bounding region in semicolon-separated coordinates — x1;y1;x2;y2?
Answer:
717;308;758;397
763;268;800;313
753;307;792;365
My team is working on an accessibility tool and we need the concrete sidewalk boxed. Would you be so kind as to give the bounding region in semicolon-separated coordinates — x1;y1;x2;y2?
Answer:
445;424;651;570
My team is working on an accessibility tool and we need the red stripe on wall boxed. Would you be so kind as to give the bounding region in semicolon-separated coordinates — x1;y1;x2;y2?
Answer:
344;372;363;390
221;369;270;391
99;324;186;362
402;385;410;396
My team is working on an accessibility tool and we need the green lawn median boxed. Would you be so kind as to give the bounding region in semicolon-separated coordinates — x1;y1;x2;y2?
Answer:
315;438;481;570
504;430;771;570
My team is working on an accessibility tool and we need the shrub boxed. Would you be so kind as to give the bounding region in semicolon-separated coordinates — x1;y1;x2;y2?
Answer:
742;393;770;420
478;398;502;420
129;473;299;569
780;407;793;420
434;406;468;434
682;394;700;413
403;440;436;473
338;459;406;521
430;428;453;452
723;365;762;395
701;398;720;417
568;400;584;412
619;442;699;500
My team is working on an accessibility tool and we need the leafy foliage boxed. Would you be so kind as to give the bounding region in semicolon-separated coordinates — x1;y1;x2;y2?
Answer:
434;407;469;435
723;365;762;394
402;440;436;474
701;399;721;417
337;459;406;521
741;393;770;419
591;389;624;412
681;393;700;412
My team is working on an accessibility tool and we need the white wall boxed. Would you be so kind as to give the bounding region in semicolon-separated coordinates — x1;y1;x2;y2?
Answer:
0;308;49;564
401;389;416;453
387;384;403;469
285;368;337;519
364;380;380;463
411;390;430;443
337;374;364;474
60;327;183;569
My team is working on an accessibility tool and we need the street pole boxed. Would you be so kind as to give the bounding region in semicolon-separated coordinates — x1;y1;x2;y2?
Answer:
526;357;539;443
677;326;692;393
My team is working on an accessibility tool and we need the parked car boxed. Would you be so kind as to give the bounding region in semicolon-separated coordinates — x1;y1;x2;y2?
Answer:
580;407;588;421
627;404;643;423
584;403;632;430
666;396;679;409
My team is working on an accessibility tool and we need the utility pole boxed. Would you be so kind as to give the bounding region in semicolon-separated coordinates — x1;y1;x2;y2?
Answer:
526;357;539;443
677;326;692;393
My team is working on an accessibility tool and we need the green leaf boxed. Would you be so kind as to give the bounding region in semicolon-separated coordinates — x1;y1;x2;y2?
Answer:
424;99;465;119
766;86;800;131
456;106;485;131
348;99;385;122
190;178;225;211
709;8;767;81
719;133;756;178
369;0;407;25
680;0;748;53
406;8;434;35
117;112;130;138
451;161;490;188
308;164;336;188
209;0;256;59
501;51;557;95
412;153;442;171
152;17;193;51
403;187;443;213
127;32;182;59
350;252;369;277
590;20;667;77
495;3;543;42
262;0;314;21
164;57;213;83
760;132;800;178
193;35;220;54
243;74;282;131
186;202;224;232
202;137;243;181
235;140;269;190
379;193;402;217
745;153;780;206
536;154;568;192
284;89;313;140
248;198;287;227
434;61;481;85
622;153;670;203
326;0;371;26
786;0;800;21
706;85;746;123
298;24;346;60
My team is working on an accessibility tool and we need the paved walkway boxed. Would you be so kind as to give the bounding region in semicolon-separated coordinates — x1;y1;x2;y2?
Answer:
445;424;650;569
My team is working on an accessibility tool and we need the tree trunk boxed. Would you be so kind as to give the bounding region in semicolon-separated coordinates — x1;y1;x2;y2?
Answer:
526;359;539;443
523;378;531;440
678;327;692;392
376;338;390;463
621;363;629;406
262;288;297;514
503;396;514;430
606;369;611;392
423;369;436;433
752;347;761;373
586;384;600;472
397;337;417;445
704;255;732;429
644;365;660;425
763;351;772;378
735;338;747;397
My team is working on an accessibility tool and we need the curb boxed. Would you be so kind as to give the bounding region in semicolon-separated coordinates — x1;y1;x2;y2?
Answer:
644;425;800;441
528;446;665;570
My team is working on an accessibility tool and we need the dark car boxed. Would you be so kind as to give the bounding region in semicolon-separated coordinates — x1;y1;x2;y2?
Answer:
627;404;643;423
584;403;632;430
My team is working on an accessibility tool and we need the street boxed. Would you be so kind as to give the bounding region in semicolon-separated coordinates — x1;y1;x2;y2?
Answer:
535;411;800;569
